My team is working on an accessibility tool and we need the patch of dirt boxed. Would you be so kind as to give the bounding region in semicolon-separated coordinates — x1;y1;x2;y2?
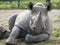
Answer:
0;9;24;30
48;9;60;28
0;9;60;45
0;9;60;29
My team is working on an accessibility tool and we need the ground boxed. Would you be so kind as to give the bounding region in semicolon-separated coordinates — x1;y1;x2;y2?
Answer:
0;9;60;45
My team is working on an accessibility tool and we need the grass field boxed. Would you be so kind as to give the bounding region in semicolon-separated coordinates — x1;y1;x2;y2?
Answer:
0;0;60;9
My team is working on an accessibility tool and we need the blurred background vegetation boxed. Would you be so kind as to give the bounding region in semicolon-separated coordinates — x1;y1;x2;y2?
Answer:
0;0;60;9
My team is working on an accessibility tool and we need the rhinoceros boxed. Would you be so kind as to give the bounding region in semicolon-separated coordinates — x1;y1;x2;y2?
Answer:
0;26;9;39
5;2;52;45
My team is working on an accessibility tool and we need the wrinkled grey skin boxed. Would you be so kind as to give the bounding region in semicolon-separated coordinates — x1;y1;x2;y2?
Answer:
0;26;9;39
9;14;18;30
6;3;52;45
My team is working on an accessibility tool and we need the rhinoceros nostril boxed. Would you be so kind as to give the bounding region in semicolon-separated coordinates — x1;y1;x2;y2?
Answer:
33;27;36;30
42;27;45;30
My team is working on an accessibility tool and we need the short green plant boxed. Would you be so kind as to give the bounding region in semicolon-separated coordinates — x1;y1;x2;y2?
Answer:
0;0;60;9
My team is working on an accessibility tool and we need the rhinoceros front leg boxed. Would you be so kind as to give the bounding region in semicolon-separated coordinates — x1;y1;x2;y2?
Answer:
5;26;20;45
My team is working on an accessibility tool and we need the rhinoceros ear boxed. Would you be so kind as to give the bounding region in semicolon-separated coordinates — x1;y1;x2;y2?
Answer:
28;2;33;10
46;2;52;11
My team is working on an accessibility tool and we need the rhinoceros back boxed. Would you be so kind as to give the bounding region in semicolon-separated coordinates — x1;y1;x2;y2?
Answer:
15;10;32;33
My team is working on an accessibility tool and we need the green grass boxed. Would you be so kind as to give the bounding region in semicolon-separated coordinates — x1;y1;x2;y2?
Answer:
53;28;60;35
20;0;45;2
0;4;18;9
20;0;60;9
54;15;60;22
58;15;60;18
0;0;60;9
0;4;11;9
